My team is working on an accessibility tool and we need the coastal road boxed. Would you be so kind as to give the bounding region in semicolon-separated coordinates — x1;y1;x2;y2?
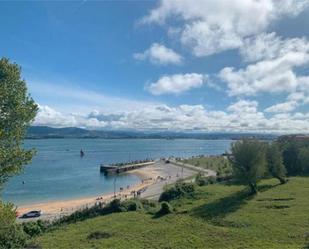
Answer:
17;160;214;222
169;159;217;177
140;160;197;200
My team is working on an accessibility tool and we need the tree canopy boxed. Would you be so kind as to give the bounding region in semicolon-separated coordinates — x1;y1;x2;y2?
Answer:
0;57;38;188
266;143;287;184
230;139;267;194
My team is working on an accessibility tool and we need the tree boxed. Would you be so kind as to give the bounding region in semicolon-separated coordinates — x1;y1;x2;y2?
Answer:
0;202;27;249
298;147;309;175
266;143;287;184
230;139;267;194
0;58;38;248
0;58;38;188
281;141;302;176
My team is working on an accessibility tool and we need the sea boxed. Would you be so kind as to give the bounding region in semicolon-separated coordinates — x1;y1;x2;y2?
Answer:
2;139;232;206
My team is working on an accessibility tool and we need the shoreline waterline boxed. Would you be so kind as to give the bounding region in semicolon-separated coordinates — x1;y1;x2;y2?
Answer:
16;161;185;219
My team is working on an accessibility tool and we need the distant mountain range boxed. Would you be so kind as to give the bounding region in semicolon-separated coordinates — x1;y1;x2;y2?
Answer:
26;126;278;140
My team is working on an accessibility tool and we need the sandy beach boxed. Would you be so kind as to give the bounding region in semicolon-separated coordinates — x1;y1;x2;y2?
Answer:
16;161;196;220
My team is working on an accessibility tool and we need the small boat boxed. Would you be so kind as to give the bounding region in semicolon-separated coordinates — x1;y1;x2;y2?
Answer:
80;149;85;157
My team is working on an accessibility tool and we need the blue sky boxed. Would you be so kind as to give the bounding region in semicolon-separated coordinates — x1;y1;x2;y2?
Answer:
1;0;309;133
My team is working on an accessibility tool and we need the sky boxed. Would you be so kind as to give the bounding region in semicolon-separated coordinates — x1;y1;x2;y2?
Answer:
1;0;309;133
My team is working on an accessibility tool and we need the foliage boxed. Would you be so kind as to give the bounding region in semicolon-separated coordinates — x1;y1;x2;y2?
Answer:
0;58;38;188
159;181;195;202
182;155;232;176
230;139;267;194
36;177;309;249
156;201;173;216
281;141;303;175
0;202;27;249
121;199;143;212
298;147;309;175
22;220;48;237
266;143;287;184
195;173;208;186
277;136;309;176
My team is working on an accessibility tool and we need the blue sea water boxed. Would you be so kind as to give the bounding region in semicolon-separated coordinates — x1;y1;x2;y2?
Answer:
2;139;232;205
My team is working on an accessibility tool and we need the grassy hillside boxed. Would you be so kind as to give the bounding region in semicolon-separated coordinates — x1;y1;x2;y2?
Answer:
35;177;309;249
181;156;233;176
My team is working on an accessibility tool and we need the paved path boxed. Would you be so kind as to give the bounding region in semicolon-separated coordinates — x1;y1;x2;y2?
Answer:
18;160;213;221
169;159;217;177
140;161;196;200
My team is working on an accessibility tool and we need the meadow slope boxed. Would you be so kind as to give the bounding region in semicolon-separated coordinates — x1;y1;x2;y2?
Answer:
35;177;309;249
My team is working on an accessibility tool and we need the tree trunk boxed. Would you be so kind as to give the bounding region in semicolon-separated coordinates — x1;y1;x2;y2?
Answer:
249;182;258;195
277;177;287;184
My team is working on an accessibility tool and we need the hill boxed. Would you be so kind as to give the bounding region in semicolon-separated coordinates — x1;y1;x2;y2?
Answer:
34;177;309;249
26;126;278;140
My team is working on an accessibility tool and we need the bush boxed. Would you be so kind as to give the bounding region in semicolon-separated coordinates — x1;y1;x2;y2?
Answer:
159;181;195;202
195;173;208;186
0;223;27;249
0;202;27;249
157;202;173;216
207;176;217;184
22;220;48;237
178;181;195;193
121;199;143;211
108;199;123;212
139;199;159;214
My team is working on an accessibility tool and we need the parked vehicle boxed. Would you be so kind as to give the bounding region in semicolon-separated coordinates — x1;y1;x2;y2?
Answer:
20;210;41;218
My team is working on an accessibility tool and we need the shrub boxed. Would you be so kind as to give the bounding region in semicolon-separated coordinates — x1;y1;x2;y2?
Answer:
178;181;195;193
207;176;217;184
195;173;208;186
121;199;143;211
0;202;27;249
157;202;173;216
159;181;195;202
22;220;48;237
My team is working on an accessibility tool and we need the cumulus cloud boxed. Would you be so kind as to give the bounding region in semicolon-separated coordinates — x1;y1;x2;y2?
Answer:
33;103;309;133
265;101;298;113
240;33;309;62
219;51;309;96
227;100;258;113
133;43;183;65
141;0;309;56
146;73;206;95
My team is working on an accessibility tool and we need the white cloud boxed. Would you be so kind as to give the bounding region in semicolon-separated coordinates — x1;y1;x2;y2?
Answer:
141;0;309;56
227;100;258;113
146;73;206;95
240;33;309;62
33;103;309;133
219;51;309;96
133;43;183;65
265;101;298;113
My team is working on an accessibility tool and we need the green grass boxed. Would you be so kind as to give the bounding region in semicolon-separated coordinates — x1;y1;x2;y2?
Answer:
35;177;309;249
181;156;232;176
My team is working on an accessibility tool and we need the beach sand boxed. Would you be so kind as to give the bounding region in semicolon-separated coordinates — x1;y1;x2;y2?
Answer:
16;164;162;219
16;161;197;221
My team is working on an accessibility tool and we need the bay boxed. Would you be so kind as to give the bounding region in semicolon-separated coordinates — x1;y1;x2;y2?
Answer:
2;139;232;205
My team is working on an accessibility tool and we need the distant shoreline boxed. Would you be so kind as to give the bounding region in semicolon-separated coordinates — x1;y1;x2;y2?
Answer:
26;126;278;140
25;137;240;140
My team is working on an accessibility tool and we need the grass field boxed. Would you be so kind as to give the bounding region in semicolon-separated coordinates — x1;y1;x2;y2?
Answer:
181;156;232;176
35;177;309;249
